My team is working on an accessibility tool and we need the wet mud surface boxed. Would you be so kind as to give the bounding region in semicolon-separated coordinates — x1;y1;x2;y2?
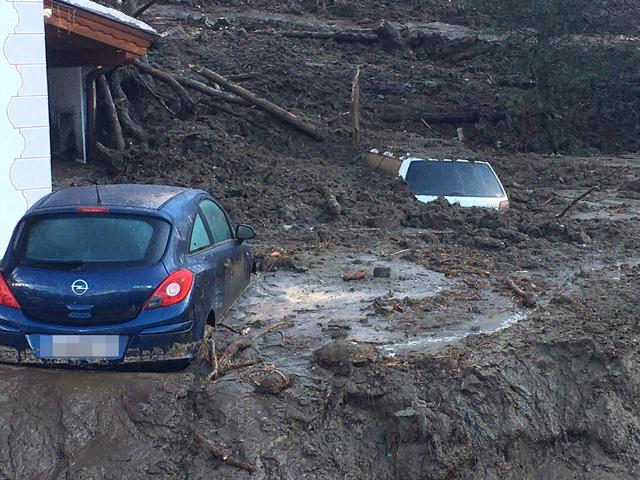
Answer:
22;0;640;478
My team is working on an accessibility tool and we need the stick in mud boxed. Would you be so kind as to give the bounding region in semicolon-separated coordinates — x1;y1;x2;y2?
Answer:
351;66;361;148
555;186;600;219
203;320;294;385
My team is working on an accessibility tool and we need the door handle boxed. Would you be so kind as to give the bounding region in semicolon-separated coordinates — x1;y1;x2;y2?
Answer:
224;258;232;269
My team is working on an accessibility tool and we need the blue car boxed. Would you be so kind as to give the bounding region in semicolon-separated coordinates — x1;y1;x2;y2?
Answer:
0;184;255;368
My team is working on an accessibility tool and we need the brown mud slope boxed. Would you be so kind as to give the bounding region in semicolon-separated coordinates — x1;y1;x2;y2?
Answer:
12;0;640;478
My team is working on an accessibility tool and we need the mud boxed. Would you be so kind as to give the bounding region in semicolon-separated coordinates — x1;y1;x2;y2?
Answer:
17;0;640;478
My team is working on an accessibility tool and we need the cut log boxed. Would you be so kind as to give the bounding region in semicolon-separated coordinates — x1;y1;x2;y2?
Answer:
109;69;146;143
189;64;325;141
96;74;126;151
382;110;507;124
177;76;250;106
351;66;361;148
132;59;195;119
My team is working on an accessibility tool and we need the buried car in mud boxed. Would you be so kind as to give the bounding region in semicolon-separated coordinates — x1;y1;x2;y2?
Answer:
399;158;510;210
0;184;255;368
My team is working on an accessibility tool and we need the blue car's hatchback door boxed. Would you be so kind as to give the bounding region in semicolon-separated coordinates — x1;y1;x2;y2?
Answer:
7;212;171;324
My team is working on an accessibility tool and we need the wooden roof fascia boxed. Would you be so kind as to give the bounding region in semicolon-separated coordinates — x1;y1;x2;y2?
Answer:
44;0;156;56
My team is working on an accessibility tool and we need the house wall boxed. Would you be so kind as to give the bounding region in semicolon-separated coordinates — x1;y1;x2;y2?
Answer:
0;0;51;257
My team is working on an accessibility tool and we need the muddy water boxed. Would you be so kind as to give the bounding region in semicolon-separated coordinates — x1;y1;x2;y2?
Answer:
230;250;525;360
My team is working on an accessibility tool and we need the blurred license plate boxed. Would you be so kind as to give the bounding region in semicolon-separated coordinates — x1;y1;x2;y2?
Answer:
38;335;123;359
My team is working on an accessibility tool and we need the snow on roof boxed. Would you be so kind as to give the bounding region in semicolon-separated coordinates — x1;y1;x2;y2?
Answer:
55;0;157;35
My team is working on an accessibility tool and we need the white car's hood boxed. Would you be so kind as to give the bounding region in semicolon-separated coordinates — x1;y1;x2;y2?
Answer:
415;195;504;209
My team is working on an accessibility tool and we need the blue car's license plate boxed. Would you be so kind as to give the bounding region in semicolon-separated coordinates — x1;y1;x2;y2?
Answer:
32;335;126;360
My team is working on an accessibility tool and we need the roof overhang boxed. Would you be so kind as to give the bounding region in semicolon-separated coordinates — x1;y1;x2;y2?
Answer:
44;0;158;68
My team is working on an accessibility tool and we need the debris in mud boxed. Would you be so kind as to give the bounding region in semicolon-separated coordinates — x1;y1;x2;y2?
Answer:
506;278;537;308
252;368;290;394
256;251;306;273
196;433;256;473
313;339;378;375
342;271;367;281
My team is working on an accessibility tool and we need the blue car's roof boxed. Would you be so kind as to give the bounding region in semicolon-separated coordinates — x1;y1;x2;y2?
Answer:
34;185;197;211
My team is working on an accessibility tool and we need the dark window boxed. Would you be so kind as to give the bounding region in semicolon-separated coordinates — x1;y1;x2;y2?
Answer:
190;213;211;252
200;199;232;243
16;215;170;267
405;161;504;198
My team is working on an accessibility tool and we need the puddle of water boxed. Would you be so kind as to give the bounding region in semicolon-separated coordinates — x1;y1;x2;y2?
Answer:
230;251;527;357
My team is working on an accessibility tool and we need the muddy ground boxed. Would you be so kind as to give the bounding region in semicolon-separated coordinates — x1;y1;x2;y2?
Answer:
5;1;640;478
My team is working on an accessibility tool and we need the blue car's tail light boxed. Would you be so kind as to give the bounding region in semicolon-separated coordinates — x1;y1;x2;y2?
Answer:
0;274;20;309
144;269;194;310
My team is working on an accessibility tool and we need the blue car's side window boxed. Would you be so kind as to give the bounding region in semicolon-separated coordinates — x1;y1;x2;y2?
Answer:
200;199;232;244
190;213;211;253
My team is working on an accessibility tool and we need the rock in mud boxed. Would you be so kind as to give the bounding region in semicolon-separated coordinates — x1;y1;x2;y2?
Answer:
254;370;290;394
568;229;592;244
474;236;505;250
313;340;377;375
373;266;391;278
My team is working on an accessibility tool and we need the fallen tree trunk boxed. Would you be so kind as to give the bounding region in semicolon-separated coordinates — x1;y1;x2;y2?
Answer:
382;110;507;124
177;76;250;106
253;29;378;43
109;69;146;143
189;64;325;141
132;59;195;118
96;74;126;151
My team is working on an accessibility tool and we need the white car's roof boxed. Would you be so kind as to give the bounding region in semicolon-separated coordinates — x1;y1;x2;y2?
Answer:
404;157;491;166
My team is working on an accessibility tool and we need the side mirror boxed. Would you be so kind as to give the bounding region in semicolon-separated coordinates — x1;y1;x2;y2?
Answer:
236;224;256;241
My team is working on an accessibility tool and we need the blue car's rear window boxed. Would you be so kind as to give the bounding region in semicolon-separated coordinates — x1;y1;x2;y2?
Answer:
15;215;171;267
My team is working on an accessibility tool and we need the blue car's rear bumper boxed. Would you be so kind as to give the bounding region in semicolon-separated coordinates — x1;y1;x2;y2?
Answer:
0;302;204;366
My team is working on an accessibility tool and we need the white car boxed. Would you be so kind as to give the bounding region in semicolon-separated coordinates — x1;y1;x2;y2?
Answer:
398;158;510;210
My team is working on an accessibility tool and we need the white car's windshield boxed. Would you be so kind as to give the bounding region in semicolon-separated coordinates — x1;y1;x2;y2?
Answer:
405;161;504;197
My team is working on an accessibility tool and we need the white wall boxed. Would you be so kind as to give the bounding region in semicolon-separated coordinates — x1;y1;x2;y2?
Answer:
0;0;51;257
